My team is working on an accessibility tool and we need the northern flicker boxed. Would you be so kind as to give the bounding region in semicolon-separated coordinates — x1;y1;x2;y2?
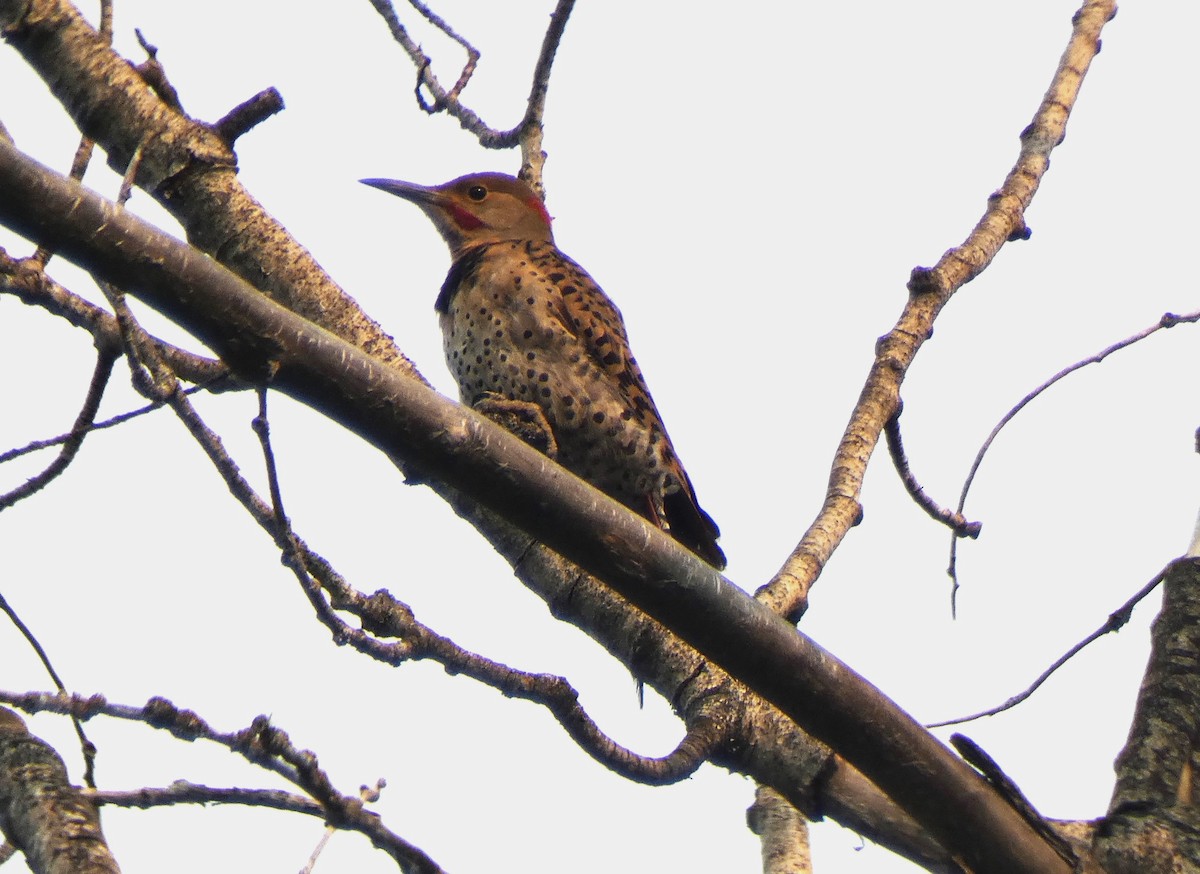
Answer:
362;172;725;569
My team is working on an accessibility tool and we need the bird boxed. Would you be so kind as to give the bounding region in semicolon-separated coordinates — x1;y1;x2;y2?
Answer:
362;172;725;570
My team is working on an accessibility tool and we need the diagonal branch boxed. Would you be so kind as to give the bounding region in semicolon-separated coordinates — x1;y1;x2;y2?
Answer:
0;347;115;511
755;0;1117;623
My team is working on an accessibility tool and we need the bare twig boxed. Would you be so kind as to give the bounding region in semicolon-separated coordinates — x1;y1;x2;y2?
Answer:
0;591;99;789
929;565;1168;727
0;248;231;385
757;0;1117;623
94;782;321;816
947;310;1200;601
0;693;445;874
367;0;577;188
250;386;290;538
884;403;982;539
407;0;479;100
0;348;115;511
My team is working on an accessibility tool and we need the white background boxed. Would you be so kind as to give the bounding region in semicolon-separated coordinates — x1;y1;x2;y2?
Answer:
1;2;1198;871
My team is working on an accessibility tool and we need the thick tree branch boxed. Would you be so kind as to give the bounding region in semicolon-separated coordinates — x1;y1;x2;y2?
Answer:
747;786;813;874
0;0;416;376
1095;558;1200;871
0;136;1073;874
756;0;1117;622
0;708;119;874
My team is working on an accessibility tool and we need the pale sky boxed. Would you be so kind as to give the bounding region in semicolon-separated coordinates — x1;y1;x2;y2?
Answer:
1;2;1198;872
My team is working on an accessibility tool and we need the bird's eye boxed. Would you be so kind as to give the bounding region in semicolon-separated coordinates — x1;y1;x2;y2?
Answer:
467;185;488;201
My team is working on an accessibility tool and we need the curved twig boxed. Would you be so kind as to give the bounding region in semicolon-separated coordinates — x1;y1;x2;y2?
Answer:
173;353;716;785
947;310;1200;600
407;0;480;100
367;0;577;188
757;0;1117;623
884;404;982;539
0;348;115;511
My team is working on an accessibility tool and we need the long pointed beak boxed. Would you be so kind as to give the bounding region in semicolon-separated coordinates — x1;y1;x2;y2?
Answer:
360;178;438;205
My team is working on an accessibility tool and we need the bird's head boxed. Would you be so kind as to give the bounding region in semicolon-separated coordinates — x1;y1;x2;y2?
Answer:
361;172;554;257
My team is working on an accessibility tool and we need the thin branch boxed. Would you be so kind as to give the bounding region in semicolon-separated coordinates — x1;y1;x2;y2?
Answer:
0;384;216;467
0;693;445;874
928;565;1168;728
0;348;115;511
0;248;231;385
367;0;577;187
757;0;1117;624
94;782;321;816
947;309;1200;600
406;0;479;100
0;590;99;788
250;386;290;539
884;403;981;539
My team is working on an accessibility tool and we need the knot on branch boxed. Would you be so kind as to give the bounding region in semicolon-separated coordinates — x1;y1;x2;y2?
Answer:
906;266;944;296
142;696;210;739
213;88;286;145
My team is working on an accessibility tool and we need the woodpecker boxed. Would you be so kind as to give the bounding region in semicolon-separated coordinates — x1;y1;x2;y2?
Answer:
363;172;725;569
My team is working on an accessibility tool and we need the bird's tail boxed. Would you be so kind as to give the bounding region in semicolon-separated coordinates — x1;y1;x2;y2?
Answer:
662;475;726;570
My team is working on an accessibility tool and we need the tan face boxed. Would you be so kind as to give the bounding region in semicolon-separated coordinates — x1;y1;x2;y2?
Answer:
362;172;554;256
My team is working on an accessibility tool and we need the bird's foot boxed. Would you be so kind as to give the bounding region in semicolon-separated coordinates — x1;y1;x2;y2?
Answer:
472;394;559;458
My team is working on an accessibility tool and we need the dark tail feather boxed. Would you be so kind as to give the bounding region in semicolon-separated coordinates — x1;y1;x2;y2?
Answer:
663;485;726;570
